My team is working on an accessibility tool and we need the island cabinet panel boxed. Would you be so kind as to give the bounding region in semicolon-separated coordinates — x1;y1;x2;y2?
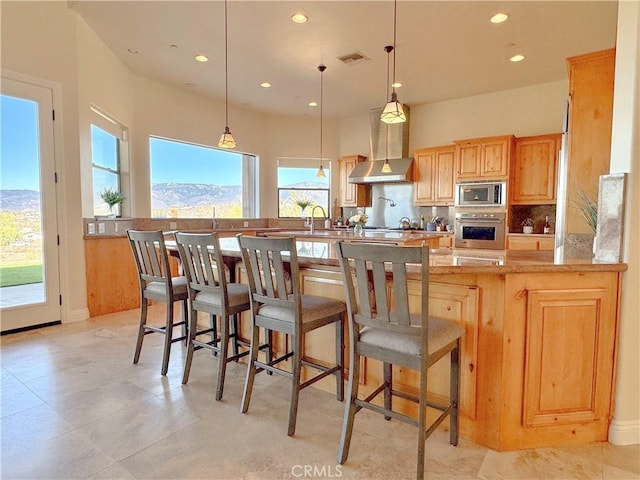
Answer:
413;145;456;206
511;133;560;204
523;288;610;427
454;135;514;181
85;237;140;316
339;155;371;207
498;272;620;450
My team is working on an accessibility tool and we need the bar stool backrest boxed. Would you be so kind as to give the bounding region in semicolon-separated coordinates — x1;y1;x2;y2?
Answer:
126;229;175;300
175;232;227;304
237;235;301;326
337;242;430;363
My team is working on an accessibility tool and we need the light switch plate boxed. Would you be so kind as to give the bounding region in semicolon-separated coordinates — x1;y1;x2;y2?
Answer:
87;223;96;235
169;221;177;229
98;223;105;234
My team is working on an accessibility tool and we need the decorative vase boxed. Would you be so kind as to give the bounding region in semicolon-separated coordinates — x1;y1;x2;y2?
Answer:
353;223;365;236
523;226;534;234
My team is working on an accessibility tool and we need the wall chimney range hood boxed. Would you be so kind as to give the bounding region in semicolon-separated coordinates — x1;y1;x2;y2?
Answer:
348;105;412;184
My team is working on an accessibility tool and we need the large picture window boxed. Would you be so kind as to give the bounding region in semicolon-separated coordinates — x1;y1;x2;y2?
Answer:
277;159;330;218
150;136;256;218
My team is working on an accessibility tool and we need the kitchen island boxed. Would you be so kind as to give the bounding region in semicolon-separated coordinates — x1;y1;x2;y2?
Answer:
85;230;626;451
216;236;626;452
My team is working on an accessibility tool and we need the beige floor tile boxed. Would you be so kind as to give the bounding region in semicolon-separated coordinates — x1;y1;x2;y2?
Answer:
1;307;638;480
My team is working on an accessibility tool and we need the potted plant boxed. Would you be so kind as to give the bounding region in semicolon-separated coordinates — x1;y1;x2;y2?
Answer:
521;217;534;234
100;188;125;216
295;199;313;218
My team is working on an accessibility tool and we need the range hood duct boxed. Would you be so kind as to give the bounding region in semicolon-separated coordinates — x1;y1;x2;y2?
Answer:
348;105;412;184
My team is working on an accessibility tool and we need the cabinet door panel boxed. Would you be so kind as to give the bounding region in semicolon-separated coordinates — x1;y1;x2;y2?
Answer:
482;140;509;177
434;150;455;203
523;288;610;427
512;135;559;204
456;144;481;179
413;152;435;204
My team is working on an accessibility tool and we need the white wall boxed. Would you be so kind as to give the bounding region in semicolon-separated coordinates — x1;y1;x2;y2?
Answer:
76;16;135;218
608;0;640;446
1;1;87;321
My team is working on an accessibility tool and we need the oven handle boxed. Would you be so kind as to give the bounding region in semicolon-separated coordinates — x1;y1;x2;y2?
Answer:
455;218;504;223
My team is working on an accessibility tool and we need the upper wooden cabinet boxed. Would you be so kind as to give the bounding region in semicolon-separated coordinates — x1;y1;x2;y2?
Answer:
511;133;561;204
338;155;371;207
564;49;615;234
413;145;456;206
454;135;514;180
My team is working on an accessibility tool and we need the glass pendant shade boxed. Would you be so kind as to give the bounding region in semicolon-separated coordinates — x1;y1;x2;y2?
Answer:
380;92;406;124
218;126;236;149
381;159;392;173
316;165;326;178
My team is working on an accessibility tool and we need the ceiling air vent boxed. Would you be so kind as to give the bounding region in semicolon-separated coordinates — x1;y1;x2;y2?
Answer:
337;51;370;66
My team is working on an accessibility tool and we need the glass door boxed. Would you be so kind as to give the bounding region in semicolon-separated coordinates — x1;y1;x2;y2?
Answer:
1;76;61;332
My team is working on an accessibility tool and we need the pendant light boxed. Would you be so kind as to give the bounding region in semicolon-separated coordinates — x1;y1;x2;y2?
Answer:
380;0;406;124
381;45;393;173
316;64;326;178
218;0;236;148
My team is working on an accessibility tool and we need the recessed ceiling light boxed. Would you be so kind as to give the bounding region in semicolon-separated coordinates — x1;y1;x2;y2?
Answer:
185;82;196;88
169;44;178;49
127;48;140;54
291;13;308;24
194;54;209;62
260;82;272;88
308;101;318;107
510;54;525;62
490;12;509;24
392;82;402;88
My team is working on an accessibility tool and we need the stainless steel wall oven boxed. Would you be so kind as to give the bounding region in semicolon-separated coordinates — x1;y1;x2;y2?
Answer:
454;211;506;249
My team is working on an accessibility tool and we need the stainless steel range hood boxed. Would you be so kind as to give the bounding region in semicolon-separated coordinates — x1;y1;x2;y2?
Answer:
348;158;413;184
348;105;412;184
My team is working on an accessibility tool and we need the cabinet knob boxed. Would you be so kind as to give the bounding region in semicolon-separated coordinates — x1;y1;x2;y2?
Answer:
468;363;474;373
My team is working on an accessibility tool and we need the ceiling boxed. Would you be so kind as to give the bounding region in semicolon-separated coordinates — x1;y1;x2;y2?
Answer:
69;1;618;120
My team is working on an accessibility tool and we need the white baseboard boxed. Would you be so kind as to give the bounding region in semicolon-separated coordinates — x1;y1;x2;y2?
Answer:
65;307;89;323
609;419;640;445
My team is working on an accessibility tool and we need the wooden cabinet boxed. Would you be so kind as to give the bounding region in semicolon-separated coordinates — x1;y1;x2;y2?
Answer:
454;135;514;180
498;272;620;449
507;235;554;251
438;235;454;249
511;133;561;204
564;49;615;234
339;155;371;207
413;145;456;205
84;237;140;316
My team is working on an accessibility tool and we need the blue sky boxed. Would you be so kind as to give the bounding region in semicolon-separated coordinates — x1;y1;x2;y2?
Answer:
1;95;40;191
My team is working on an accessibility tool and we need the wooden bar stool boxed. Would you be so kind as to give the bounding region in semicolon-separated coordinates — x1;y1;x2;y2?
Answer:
175;232;258;400
237;234;346;436
335;241;464;480
126;229;188;376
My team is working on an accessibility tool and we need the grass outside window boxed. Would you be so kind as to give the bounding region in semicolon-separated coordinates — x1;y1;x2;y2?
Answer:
0;263;43;287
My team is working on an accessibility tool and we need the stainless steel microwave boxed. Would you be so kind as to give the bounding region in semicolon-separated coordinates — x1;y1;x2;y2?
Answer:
455;181;506;207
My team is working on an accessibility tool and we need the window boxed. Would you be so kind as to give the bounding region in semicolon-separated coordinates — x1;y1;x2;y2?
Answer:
149;136;256;218
277;159;330;218
90;106;128;217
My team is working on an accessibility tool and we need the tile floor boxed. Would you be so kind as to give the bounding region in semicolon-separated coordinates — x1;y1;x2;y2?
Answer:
1;305;639;480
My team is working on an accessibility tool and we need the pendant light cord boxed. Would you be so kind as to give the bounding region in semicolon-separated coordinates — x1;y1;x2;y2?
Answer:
392;0;398;94
224;0;229;128
319;65;326;168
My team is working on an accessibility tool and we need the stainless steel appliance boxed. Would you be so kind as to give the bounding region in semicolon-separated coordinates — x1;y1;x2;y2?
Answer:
455;181;506;207
454;211;506;249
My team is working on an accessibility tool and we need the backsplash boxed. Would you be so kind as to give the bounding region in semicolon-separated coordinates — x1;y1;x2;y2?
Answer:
510;205;556;234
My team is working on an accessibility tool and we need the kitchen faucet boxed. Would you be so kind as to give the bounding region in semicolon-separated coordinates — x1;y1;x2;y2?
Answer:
309;205;327;234
378;196;397;207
